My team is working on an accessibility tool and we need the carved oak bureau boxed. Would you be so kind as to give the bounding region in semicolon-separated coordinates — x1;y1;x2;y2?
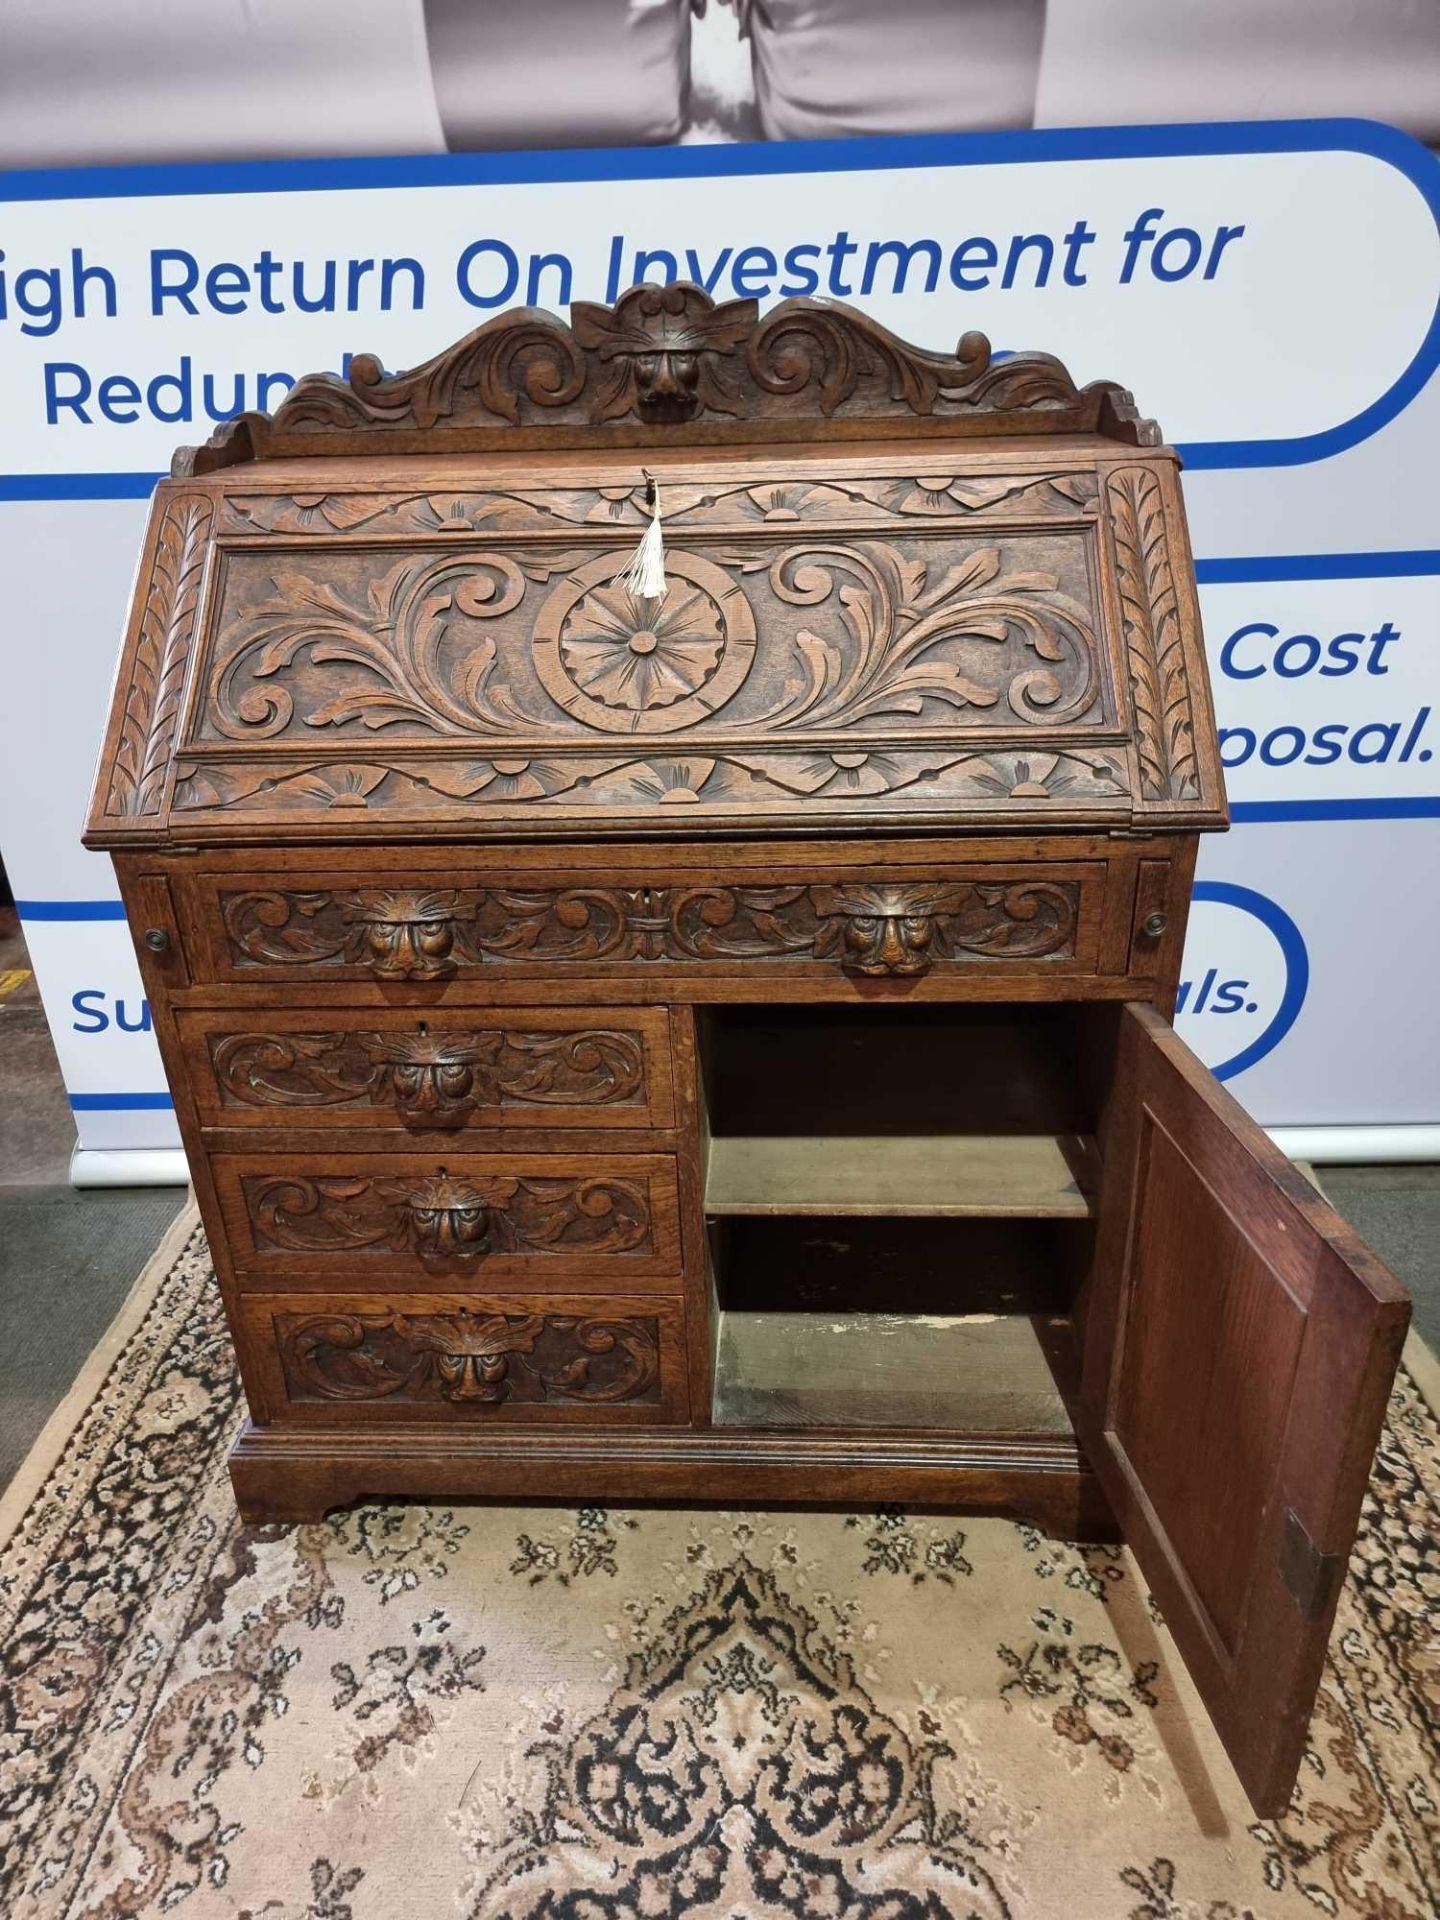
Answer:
86;286;1409;1813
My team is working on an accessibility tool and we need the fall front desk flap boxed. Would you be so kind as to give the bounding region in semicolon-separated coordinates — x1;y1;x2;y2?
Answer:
85;286;1227;847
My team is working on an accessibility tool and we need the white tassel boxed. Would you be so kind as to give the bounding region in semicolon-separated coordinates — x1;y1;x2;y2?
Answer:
614;472;667;604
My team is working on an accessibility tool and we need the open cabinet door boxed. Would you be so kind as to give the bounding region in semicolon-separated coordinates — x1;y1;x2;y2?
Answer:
1078;1004;1410;1816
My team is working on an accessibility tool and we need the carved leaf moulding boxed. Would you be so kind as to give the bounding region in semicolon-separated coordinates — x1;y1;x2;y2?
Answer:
219;880;1081;979
105;495;212;817
212;469;1103;539
276;1305;663;1407
174;284;1159;474
173;746;1133;820
1107;467;1201;804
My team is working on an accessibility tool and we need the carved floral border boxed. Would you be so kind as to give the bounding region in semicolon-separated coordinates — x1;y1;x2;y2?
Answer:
213;469;1102;540
174;744;1131;820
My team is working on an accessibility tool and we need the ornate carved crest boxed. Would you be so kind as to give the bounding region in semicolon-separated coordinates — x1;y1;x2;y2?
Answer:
571;282;757;424
174;284;1158;473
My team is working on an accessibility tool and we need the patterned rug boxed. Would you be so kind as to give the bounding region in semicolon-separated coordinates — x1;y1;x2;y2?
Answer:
1;1206;1436;1920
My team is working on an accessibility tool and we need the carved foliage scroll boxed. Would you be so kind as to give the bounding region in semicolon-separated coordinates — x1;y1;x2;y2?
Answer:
210;1025;646;1123
277;1306;662;1408
106;496;211;815
199;533;1104;748
244;1170;653;1263
206;546;586;739
219;880;1080;979
757;540;1099;733
1107;468;1200;802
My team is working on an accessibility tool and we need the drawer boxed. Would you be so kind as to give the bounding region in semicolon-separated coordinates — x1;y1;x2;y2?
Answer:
213;1151;683;1287
180;1006;674;1132
238;1289;688;1426
176;861;1108;985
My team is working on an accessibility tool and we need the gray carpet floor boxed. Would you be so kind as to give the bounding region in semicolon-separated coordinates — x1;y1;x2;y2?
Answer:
0;902;187;1484
1319;1164;1440;1349
0;1184;185;1487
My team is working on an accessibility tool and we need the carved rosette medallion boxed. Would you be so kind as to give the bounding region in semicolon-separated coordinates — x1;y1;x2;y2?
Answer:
278;1306;662;1407
532;550;757;734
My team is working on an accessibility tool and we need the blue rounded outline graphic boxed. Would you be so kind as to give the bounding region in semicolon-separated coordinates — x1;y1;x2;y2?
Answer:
0;115;1436;494
1187;881;1310;1081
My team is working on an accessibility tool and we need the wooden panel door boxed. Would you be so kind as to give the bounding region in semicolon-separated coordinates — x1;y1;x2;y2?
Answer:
1078;1004;1409;1816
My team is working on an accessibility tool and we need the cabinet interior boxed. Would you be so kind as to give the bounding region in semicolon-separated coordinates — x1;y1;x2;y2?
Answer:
698;1003;1116;1434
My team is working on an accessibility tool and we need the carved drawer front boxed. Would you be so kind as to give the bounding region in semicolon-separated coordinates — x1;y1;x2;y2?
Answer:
213;1152;682;1288
189;862;1105;984
181;1006;673;1132
239;1289;687;1426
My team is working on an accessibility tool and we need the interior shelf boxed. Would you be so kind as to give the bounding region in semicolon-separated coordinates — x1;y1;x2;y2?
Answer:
706;1132;1095;1218
706;1217;1087;1433
698;1006;1103;1436
712;1309;1076;1433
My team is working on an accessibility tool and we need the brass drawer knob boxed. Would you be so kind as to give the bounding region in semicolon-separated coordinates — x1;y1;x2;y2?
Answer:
143;927;171;952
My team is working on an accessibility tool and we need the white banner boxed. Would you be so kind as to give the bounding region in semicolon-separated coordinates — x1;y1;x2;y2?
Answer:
1202;568;1436;806
1179;815;1440;1119
1;124;1436;1159
16;913;180;1152
0;126;1436;473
